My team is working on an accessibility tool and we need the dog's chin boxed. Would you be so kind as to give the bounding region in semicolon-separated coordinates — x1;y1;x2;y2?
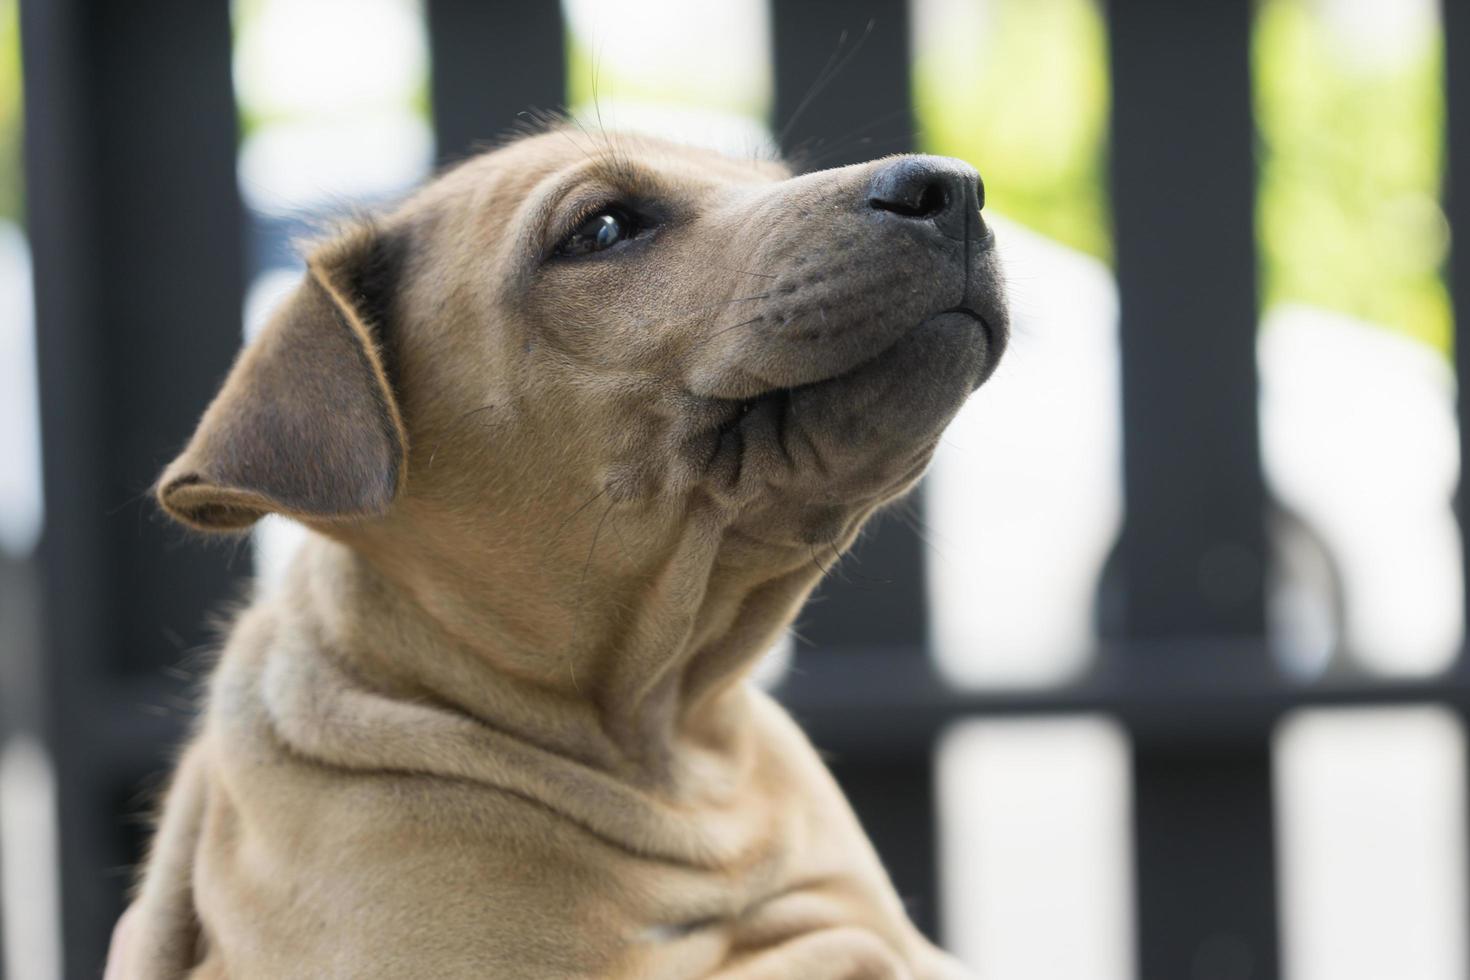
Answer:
692;307;999;500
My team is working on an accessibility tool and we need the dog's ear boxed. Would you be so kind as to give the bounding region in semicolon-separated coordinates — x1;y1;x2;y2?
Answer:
157;226;409;533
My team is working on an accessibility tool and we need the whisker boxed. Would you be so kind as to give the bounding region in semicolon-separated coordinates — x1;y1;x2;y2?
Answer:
548;485;611;548
591;42;604;138
808;544;834;578
778;20;877;153
451;403;498;427
795;129;925;171
891;501;954;567
786;106;914;170
627;291;773;333
712;265;777;280
779;31;850;150
108;484;157;518
705;315;765;341
827;539;891;588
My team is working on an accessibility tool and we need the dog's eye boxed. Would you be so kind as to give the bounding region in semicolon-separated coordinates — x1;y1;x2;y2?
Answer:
559;210;635;257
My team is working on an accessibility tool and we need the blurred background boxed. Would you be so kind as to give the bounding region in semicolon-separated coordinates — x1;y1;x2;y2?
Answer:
3;0;1469;977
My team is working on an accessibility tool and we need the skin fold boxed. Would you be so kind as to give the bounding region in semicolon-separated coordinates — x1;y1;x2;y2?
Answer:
113;130;1008;978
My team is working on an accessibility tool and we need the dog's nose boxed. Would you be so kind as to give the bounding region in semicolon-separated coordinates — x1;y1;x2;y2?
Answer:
866;156;983;241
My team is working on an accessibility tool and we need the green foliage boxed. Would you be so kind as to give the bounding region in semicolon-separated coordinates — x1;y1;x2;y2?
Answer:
0;0;23;225
913;0;1112;261
1254;0;1449;352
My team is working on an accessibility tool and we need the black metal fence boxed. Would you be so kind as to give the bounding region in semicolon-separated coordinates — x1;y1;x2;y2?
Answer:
8;0;1470;977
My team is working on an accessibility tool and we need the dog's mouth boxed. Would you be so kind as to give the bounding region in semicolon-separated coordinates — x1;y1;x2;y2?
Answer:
720;305;995;414
690;304;1000;495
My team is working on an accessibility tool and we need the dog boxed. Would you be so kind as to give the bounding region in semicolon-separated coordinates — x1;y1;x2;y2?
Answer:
112;129;1007;978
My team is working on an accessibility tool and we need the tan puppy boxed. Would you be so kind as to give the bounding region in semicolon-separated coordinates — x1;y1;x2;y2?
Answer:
118;129;1006;978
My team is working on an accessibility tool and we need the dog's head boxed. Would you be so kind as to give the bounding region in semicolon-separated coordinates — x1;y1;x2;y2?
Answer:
159;130;1006;569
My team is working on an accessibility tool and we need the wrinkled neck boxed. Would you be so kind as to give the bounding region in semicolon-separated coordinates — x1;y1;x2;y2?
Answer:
290;504;823;783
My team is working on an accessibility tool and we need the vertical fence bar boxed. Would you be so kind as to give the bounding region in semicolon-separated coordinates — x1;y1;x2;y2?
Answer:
1110;6;1266;641
1107;0;1279;976
1131;739;1280;979
769;0;942;942
19;0;244;973
1440;4;1470;965
1446;0;1470;614
425;0;567;164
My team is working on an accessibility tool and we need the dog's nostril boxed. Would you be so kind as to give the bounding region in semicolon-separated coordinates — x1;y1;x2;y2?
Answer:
869;176;947;219
912;182;947;218
866;156;981;230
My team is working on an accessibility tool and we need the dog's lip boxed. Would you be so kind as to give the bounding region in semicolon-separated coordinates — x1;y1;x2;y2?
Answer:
691;303;996;485
933;304;991;336
932;306;1003;390
931;304;1000;360
713;304;992;418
